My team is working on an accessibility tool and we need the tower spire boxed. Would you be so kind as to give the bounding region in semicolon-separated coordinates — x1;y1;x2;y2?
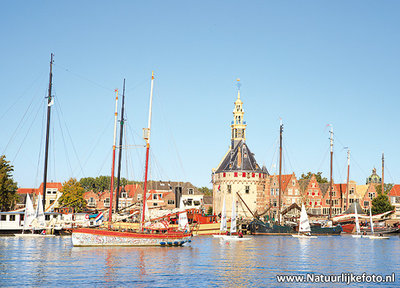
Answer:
231;79;247;149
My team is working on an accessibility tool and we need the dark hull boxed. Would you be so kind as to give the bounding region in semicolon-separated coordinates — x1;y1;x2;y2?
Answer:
248;220;342;236
248;220;294;235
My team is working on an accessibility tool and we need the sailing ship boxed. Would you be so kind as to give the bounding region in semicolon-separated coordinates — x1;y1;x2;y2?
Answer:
292;203;317;238
72;73;192;246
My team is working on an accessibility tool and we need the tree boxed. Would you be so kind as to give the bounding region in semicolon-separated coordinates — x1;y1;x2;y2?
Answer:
371;184;394;215
207;206;213;215
371;193;393;215
79;177;96;192
59;178;87;212
299;172;328;183
374;183;393;195
198;186;212;196
0;155;18;211
79;176;129;193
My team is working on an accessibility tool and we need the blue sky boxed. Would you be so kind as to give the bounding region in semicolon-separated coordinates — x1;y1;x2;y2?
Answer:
2;1;400;189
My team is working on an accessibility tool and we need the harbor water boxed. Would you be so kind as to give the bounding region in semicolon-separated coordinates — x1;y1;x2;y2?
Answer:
1;235;399;287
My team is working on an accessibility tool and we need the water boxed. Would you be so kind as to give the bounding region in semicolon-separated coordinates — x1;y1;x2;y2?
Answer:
1;235;399;287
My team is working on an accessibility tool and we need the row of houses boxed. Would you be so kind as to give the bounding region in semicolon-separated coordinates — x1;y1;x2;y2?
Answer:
16;180;213;213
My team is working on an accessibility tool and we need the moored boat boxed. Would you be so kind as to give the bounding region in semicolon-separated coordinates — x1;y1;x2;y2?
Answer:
71;73;192;247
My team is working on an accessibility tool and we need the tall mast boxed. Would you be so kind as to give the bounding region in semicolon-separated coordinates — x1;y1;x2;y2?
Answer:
278;120;283;225
108;89;119;229
141;71;154;231
115;79;126;212
42;53;54;210
345;149;350;212
382;152;384;194
329;125;333;219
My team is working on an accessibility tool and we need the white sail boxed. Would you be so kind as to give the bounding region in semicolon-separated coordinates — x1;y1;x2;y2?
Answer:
354;205;360;234
178;212;189;232
23;194;36;230
35;194;46;228
369;207;374;234
299;203;311;233
220;196;227;232
230;193;237;234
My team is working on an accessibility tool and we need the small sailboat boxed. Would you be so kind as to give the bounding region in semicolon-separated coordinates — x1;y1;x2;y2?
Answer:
367;207;389;239
15;194;55;237
292;203;317;238
213;196;227;238
351;204;364;238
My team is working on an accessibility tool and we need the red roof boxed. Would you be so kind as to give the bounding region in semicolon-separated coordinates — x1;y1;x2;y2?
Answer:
17;182;62;195
389;185;400;197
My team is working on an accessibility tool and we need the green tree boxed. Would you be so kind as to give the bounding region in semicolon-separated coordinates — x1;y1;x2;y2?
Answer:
371;184;394;215
207;206;213;215
79;177;96;192
198;186;212;196
299;172;328;183
374;183;393;195
59;178;87;212
0;155;18;211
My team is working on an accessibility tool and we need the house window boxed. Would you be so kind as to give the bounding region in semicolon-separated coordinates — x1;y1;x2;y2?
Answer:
50;200;55;205
121;192;127;198
45;215;50;221
153;194;157;200
194;200;201;206
227;185;232;194
275;188;279;196
187;199;193;206
9;215;15;221
288;189;292;195
273;200;277;207
0;215;7;221
52;190;57;194
349;188;355;195
292;180;296;186
47;190;51;194
104;198;110;207
364;201;369;207
295;189;299;195
188;188;194;195
270;188;274;196
349;199;354;203
168;200;175;205
326;199;330;205
245;186;250;194
153;203;158;206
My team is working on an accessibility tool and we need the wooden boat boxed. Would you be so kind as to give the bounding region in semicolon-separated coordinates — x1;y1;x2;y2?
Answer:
72;73;192;247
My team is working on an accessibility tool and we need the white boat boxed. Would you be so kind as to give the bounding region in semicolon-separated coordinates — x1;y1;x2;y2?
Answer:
292;203;317;238
214;193;250;241
367;207;389;239
212;196;227;238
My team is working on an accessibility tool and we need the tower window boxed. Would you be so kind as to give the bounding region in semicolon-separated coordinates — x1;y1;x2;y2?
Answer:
245;186;250;194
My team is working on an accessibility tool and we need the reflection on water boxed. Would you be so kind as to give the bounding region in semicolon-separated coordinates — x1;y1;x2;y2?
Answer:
0;235;399;287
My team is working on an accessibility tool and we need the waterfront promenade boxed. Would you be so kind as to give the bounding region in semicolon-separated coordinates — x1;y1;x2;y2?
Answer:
1;235;398;287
